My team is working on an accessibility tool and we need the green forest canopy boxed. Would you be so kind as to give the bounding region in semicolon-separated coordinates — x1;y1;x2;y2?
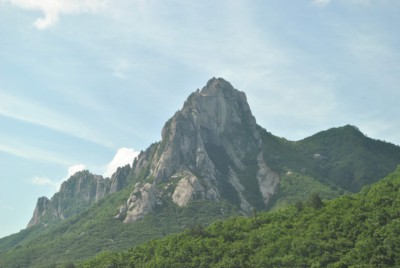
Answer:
82;166;400;267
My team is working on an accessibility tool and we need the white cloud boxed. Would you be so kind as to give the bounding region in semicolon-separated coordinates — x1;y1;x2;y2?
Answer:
57;163;86;187
9;0;108;29
67;164;86;177
103;147;138;178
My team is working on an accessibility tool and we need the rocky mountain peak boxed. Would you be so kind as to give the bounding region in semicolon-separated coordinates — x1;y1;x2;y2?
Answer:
202;77;241;96
27;169;129;228
28;78;280;227
123;78;279;222
155;77;261;181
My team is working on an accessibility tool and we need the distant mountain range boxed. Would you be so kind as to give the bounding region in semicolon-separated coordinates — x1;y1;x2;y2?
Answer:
1;78;400;267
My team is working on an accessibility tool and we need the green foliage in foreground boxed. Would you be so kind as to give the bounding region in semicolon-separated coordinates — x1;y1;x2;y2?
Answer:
82;167;400;267
0;189;237;268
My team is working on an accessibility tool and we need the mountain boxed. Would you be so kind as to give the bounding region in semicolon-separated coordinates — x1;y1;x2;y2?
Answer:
27;166;132;228
259;124;400;208
27;77;280;229
1;77;400;267
118;77;279;223
84;166;400;267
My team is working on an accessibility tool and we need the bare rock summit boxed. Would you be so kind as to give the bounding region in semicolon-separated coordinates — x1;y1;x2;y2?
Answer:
123;78;279;222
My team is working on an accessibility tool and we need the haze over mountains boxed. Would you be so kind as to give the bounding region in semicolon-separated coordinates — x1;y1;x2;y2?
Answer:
1;78;400;267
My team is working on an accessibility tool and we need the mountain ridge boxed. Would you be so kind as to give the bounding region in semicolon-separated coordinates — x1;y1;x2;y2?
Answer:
117;77;279;222
83;165;400;267
25;77;400;228
27;165;133;228
3;77;400;267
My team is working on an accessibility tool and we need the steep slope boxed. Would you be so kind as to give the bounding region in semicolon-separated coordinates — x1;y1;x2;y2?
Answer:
84;166;400;267
27;166;132;228
0;189;237;267
27;170;110;228
118;77;279;223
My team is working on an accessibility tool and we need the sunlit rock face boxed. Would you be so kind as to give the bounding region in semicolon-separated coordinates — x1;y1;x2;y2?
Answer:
123;183;157;223
124;78;279;222
27;78;280;226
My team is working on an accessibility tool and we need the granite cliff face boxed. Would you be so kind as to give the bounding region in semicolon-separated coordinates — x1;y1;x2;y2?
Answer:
28;78;280;227
110;164;131;193
122;78;279;222
28;168;130;228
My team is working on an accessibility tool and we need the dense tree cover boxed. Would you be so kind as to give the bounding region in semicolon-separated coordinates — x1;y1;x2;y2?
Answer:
2;125;400;267
82;167;400;267
260;125;400;193
0;191;237;268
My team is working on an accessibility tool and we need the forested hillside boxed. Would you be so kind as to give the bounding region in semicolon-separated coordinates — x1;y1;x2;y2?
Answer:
83;166;400;267
1;124;400;267
0;194;237;267
2;79;400;267
260;124;400;209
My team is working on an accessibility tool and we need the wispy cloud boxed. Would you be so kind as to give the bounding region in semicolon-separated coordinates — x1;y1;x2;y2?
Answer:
8;0;108;29
0;203;14;211
0;142;72;165
0;91;115;149
101;1;339;140
346;31;399;78
312;0;383;8
31;176;59;188
103;147;138;178
111;59;132;79
312;0;332;6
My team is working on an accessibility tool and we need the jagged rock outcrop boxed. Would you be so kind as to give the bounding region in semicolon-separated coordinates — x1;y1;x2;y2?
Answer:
28;78;281;227
27;170;113;228
123;78;280;222
27;197;51;228
172;170;211;207
110;164;131;193
58;171;110;202
123;183;157;223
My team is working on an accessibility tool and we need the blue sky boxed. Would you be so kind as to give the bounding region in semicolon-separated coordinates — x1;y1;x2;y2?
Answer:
0;0;399;238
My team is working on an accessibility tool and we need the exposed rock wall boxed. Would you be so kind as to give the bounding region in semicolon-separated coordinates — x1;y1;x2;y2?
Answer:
28;77;280;227
110;165;131;193
125;78;280;222
123;183;157;223
27;197;51;228
27;170;116;227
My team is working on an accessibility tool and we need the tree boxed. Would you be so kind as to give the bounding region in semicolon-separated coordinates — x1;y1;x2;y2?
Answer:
309;193;323;209
295;200;304;212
